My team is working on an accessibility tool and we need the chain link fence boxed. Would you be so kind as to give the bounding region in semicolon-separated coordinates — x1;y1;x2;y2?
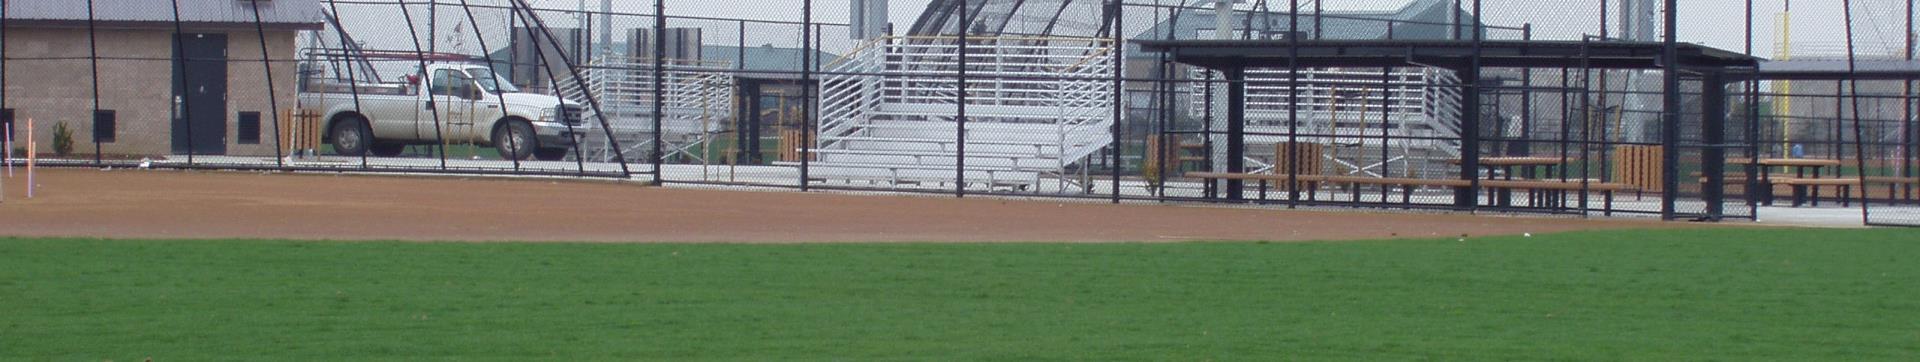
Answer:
0;0;1911;226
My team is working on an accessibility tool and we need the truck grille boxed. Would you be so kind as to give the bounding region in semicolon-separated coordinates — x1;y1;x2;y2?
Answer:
560;105;588;126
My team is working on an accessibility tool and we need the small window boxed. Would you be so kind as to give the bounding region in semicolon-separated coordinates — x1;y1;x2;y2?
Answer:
93;110;116;143
237;112;261;144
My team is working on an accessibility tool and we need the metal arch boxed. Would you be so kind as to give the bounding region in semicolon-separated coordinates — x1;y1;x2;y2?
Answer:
911;0;1119;38
986;0;1030;36
961;0;990;34
1036;0;1076;37
907;0;959;35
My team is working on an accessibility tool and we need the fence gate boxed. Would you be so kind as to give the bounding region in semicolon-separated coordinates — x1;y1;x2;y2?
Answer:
1858;79;1920;227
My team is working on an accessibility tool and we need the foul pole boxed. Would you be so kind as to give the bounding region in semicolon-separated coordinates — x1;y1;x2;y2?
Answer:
24;118;32;199
1773;0;1793;156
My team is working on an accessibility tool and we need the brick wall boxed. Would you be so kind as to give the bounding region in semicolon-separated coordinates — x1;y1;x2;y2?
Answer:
2;25;299;158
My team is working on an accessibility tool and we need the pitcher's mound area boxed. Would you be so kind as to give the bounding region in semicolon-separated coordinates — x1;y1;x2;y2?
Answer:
0;169;1677;242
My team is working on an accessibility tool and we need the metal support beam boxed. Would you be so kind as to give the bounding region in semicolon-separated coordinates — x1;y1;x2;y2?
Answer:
1457;0;1485;208
1225;67;1248;200
1285;0;1299;207
1702;71;1728;220
1110;0;1125;203
1844;0;1873;223
956;0;969;198
746;83;763;163
1457;65;1482;207
1660;0;1681;220
800;0;813;191
651;0;667;185
736;21;750;164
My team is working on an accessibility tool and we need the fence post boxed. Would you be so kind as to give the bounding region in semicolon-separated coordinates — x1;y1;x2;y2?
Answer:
1110;0;1124;204
736;20;749;165
1844;0;1874;224
1896;0;1912;202
1744;0;1762;216
955;0;969;198
652;0;667;185
1;0;4;160
516;8;586;175
1904;0;1920;202
1579;40;1595;217
1702;71;1728;220
87;0;104;166
458;0;520;171
1660;0;1681;220
1381;67;1395;201
1458;0;1485;209
508;0;631;178
168;0;199;166
1285;0;1300;207
249;0;288;169
1227;68;1246;201
799;0;812;191
397;0;449;170
1519;24;1533;158
1154;7;1176;200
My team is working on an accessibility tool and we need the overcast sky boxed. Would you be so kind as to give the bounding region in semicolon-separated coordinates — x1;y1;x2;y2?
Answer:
518;0;1914;59
329;0;1913;63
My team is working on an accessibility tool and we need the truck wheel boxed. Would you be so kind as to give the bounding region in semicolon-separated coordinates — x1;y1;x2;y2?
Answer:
370;143;406;157
535;148;569;161
330;118;370;156
494;121;539;161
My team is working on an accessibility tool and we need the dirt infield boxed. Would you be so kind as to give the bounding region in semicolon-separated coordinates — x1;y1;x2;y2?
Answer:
0;169;1682;242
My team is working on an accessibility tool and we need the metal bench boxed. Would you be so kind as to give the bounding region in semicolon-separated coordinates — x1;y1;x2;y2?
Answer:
1774;178;1860;207
1187;172;1631;214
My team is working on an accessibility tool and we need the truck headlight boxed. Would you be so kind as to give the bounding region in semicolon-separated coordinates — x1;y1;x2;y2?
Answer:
539;107;559;123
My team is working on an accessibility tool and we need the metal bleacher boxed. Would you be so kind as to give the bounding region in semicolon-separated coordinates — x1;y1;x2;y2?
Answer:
787;36;1117;192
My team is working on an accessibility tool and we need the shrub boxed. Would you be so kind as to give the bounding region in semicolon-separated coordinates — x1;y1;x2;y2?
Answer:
51;121;75;157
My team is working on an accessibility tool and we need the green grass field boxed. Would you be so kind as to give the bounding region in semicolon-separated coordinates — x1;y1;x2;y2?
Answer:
4;228;1918;360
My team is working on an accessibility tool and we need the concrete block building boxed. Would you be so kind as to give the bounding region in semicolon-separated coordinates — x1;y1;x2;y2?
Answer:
2;0;322;157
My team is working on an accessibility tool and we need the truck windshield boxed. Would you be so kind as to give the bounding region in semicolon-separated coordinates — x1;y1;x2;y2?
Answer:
466;68;519;94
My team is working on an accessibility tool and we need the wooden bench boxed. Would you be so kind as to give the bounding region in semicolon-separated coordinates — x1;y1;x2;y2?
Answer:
1615;145;1664;198
1693;172;1795;199
1274;142;1326;176
1479;180;1633;213
1480;180;1635;191
1187;172;1629;213
1865;176;1920;184
778;129;813;162
1864;176;1920;202
1145;135;1207;182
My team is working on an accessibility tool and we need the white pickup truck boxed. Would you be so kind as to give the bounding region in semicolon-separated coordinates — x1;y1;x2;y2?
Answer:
299;63;588;161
